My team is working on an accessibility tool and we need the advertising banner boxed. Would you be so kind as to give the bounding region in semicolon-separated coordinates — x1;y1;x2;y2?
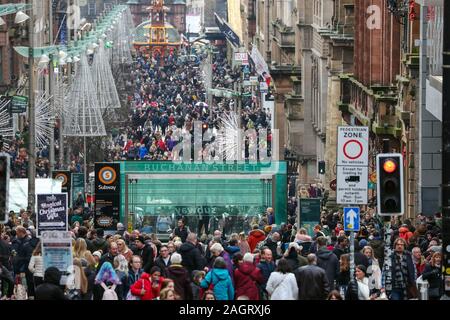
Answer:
94;163;120;231
71;173;85;208
36;193;68;237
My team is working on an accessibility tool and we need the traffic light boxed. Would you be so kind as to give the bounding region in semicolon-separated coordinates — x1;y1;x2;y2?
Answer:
0;153;10;223
318;160;325;175
376;153;404;215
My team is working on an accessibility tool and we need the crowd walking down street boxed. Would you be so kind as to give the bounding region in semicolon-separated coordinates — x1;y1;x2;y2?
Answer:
0;1;446;301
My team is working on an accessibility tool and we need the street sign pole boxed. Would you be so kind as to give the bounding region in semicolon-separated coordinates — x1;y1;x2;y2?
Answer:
350;231;355;277
344;207;360;279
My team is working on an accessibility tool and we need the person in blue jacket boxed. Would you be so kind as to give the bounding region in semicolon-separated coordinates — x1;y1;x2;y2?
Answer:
200;257;234;300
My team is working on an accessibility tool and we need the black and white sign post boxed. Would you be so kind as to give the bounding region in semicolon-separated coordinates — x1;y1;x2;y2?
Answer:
337;126;369;279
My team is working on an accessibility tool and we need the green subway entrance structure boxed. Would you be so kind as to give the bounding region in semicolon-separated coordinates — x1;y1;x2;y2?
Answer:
117;161;287;237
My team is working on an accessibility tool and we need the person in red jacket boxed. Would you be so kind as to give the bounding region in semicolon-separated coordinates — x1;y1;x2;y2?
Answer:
248;226;266;253
130;272;153;300
234;253;263;300
149;266;165;298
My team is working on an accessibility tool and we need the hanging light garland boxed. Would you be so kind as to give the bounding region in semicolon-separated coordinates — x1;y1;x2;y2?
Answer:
63;54;106;137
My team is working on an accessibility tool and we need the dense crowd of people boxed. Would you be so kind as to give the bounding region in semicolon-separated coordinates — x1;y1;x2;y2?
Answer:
102;44;272;162
0;204;444;300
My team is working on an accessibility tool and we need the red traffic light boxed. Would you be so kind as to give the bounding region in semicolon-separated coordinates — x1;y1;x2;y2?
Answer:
383;159;397;173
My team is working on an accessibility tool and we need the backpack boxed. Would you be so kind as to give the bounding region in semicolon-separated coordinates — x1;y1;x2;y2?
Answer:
101;282;118;300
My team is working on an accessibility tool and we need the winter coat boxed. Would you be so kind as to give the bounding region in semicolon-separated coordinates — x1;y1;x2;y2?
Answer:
166;264;193;300
174;226;189;243
0;239;11;270
285;250;300;271
248;229;266;252
265;272;298;300
234;262;263;300
11;236;33;274
422;264;443;298
28;255;44;278
133;244;154;273
294;265;330;300
200;268;234;300
179;241;206;275
225;245;241;258
127;269;144;289
154;256;171;277
257;260;276;289
316;247;339;289
130;272;153;300
35;268;66;300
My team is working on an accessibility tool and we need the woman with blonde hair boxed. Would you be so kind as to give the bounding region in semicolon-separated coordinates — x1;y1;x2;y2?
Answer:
160;288;176;300
28;241;44;291
66;258;90;300
116;239;133;262
422;252;443;300
74;238;96;268
362;245;381;290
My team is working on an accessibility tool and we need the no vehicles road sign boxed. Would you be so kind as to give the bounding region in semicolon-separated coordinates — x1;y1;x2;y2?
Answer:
337;126;369;166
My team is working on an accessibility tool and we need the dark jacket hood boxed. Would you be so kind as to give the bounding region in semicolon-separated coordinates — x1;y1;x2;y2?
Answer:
316;248;333;260
179;241;196;253
44;267;62;286
238;262;256;275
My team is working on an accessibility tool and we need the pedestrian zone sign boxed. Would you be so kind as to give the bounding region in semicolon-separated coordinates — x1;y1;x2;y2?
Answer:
344;207;360;232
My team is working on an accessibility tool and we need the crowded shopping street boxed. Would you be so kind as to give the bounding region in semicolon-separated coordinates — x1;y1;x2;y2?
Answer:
0;0;449;306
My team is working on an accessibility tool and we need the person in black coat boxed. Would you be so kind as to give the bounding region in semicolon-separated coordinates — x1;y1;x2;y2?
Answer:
294;254;330;300
173;219;189;243
422;252;443;300
97;242;119;272
154;245;171;277
316;237;339;290
179;233;206;276
133;236;154;273
11;227;33;275
0;238;11;270
35;267;66;300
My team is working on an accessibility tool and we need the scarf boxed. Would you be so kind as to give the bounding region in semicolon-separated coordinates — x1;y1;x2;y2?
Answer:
393;253;408;289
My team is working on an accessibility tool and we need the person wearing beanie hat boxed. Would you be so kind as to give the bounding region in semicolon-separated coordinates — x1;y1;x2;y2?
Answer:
354;265;370;300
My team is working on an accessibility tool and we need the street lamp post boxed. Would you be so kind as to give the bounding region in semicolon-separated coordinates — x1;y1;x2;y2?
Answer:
27;0;36;211
442;0;450;299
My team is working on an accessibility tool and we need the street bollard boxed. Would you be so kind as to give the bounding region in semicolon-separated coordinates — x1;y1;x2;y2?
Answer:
416;275;429;300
